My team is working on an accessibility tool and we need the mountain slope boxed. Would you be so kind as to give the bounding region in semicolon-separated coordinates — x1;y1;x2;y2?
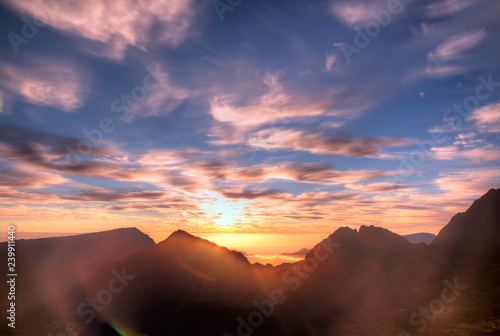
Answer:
432;188;500;265
0;228;155;336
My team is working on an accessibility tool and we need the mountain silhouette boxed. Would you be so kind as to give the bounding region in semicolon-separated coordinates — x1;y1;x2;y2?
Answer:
403;232;437;244
281;247;311;256
432;188;500;264
1;189;499;335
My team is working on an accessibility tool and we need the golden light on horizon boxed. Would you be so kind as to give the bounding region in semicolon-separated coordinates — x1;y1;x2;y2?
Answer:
202;191;246;231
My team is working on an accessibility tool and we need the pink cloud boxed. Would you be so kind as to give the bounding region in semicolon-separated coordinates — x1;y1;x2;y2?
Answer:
432;144;500;164
137;148;202;167
209;73;292;128
467;103;500;133
5;0;200;59
331;1;383;27
324;53;337;72
0;60;86;111
427;28;486;62
417;28;487;78
434;169;499;196
208;72;356;141
422;0;475;18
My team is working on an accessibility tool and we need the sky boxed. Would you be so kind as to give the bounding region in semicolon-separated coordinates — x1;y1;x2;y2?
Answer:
0;0;499;254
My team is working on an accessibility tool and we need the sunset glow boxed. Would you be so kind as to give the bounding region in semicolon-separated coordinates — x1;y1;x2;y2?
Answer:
0;0;499;257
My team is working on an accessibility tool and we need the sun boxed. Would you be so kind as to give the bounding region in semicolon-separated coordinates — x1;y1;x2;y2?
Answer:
215;206;235;228
202;191;244;230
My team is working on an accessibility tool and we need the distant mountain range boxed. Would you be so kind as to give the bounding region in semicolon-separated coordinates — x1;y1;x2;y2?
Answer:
1;188;499;336
403;232;437;244
281;247;311;256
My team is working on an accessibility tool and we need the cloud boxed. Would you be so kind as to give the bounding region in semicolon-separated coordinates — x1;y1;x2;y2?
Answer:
0;124;206;193
137;148;202;167
247;128;412;157
345;182;413;193
432;144;500;164
269;164;388;185
209;73;291;128
4;0;201;59
434;168;500;196
61;189;167;202
409;22;436;36
422;0;476;18
106;201;199;212
0;163;68;188
422;28;486;77
0;190;58;203
320;120;345;129
452;132;484;147
126;71;190;121
185;160;389;185
0;61;85;111
219;189;284;200
324;53;337;72
427;28;486;62
331;1;382;27
467;103;500;133
0;123;109;170
207;72;359;145
0;91;13;115
204;57;387;146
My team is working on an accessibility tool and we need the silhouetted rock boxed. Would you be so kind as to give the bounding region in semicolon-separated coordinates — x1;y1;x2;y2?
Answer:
432;188;500;264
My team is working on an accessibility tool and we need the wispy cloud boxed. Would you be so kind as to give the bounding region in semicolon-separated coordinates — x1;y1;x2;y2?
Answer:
0;60;86;111
324;53;337;72
422;0;476;18
185;160;389;185
207;71;365;145
467;103;500;133
422;28;486;77
345;182;413;193
434;168;499;196
331;1;383;27
0;163;69;189
432;144;500;164
427;28;486;62
4;0;202;59
247;128;412;157
209;73;291;128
